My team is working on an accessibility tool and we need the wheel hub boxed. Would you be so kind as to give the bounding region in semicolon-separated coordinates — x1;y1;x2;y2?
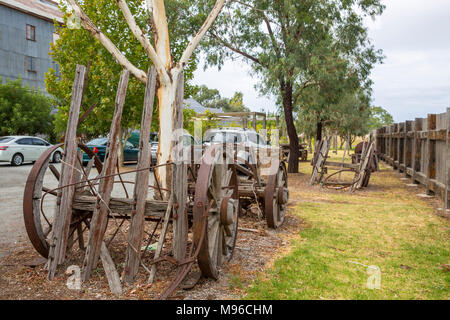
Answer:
277;186;289;205
220;197;237;226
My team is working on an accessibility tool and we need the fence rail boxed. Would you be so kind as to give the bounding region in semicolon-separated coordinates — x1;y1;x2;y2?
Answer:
375;108;450;211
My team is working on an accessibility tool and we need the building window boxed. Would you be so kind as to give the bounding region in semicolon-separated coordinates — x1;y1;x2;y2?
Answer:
26;24;36;41
25;56;37;72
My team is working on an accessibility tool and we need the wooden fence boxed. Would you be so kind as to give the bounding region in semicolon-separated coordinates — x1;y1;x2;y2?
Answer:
375;108;450;211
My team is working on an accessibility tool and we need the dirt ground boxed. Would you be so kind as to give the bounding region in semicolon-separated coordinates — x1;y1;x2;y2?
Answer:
0;169;304;300
0;160;446;300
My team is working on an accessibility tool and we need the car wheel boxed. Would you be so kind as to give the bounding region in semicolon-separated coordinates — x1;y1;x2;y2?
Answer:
11;153;23;166
52;151;61;163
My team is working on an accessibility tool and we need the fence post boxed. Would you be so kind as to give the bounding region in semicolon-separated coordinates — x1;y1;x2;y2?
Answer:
393;123;398;168
398;122;404;172
446;108;450;210
387;124;393;166
405;121;413;177
426;114;437;195
412;118;422;183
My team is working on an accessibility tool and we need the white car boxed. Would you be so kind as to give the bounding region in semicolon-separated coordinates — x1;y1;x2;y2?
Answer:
0;136;63;166
203;128;271;164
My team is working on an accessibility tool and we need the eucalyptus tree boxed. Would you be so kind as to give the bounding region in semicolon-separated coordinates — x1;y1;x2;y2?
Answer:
195;0;384;172
368;106;394;131
48;0;198;166
64;0;227;192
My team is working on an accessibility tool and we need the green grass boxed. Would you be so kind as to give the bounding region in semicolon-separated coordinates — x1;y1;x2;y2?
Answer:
244;151;450;300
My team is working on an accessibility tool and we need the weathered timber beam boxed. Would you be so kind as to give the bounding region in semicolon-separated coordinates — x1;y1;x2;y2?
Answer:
324;161;359;170
124;67;157;284
82;70;129;282
72;196;168;217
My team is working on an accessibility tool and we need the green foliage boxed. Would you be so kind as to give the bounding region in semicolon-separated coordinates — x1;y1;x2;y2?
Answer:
0;78;54;139
192;0;384;154
368;106;394;130
47;0;198;139
182;107;197;135
192;85;249;112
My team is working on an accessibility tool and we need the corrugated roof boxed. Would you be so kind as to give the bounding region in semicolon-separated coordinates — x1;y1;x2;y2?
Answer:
184;98;223;114
0;0;63;23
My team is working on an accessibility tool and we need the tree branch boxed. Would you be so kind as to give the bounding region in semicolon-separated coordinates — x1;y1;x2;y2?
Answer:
293;76;315;105
115;0;170;85
178;0;227;68
67;0;147;83
151;0;171;73
209;31;261;65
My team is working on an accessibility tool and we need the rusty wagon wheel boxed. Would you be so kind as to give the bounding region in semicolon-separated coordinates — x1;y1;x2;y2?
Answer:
193;145;239;279
23;143;103;258
265;163;288;229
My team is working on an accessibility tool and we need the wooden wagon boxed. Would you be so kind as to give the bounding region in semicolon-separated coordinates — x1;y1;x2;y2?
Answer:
23;65;288;298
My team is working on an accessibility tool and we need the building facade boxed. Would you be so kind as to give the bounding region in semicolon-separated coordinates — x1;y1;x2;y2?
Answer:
0;0;62;94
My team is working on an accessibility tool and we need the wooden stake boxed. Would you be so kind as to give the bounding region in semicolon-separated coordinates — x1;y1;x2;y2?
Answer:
82;70;129;282
426;114;437;195
100;242;122;296
172;72;187;261
123;67;157;284
148;196;173;284
48;64;86;280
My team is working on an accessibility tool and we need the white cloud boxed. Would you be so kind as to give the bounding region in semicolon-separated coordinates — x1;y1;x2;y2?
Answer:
368;0;450;121
192;59;277;113
193;0;450;122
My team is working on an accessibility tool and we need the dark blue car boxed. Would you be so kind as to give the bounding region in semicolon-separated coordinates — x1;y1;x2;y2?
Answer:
82;137;139;165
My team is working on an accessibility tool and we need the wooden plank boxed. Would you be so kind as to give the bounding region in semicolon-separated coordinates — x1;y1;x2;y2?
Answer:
123;67;157;284
148;196;173;284
79;157;94;192
310;139;330;185
100;242;122;296
404;121;413;177
324;161;359;169
399;122;405;172
72;195;168;216
172;71;188;261
412;118;422;183
81;70;129;282
48;64;86;280
394;123;399;168
355;141;375;189
426;114;437;195
446;108;450;209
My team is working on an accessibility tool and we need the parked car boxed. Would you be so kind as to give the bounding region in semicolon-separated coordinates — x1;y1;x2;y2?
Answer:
203;128;270;164
0;136;63;166
150;133;198;166
82;137;139;165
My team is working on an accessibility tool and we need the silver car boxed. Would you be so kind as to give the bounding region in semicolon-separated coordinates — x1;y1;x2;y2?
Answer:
203;128;271;164
0;136;63;166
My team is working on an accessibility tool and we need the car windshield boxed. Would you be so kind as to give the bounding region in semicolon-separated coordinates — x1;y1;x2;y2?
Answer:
0;137;13;143
204;131;242;143
87;138;108;145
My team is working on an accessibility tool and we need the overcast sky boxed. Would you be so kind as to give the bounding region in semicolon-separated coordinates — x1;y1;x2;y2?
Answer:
192;0;450;122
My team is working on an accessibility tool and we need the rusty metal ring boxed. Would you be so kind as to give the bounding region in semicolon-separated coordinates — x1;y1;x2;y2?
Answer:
23;143;102;258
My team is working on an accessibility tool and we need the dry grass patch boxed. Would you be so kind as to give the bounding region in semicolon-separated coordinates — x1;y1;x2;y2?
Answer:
245;151;449;300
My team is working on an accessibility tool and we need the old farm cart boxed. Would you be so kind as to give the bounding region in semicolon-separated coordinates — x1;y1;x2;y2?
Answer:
23;65;288;298
310;138;376;191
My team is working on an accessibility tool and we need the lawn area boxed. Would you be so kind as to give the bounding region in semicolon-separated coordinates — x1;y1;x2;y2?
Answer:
245;150;450;300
